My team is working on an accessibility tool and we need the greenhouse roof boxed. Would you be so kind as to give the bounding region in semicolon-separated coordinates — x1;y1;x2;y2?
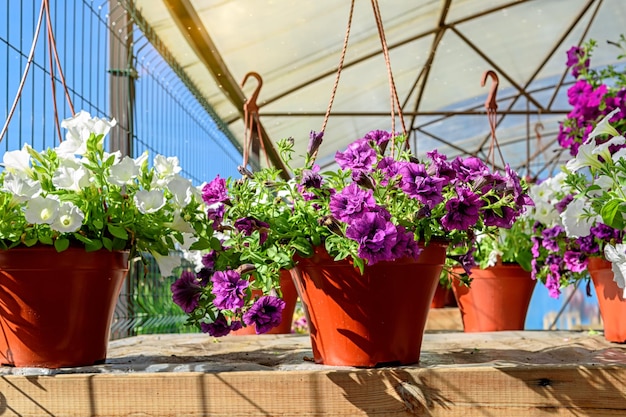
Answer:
128;0;626;178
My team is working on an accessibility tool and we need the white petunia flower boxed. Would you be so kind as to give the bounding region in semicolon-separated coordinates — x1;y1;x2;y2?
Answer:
532;201;561;228
152;251;182;277
51;202;85;233
52;164;91;192
560;198;598;238
108;155;140;186
2;145;32;176
1;173;41;202
165;210;195;233
24;195;61;225
154;155;181;179
565;141;602;172
603;243;626;298
167;174;194;207
58;111;117;156
587;108;621;142
134;189;166;214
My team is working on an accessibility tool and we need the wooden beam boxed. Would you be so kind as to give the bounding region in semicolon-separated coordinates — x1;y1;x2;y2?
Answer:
162;0;290;178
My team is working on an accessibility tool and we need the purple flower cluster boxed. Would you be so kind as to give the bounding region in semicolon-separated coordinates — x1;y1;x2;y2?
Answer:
558;45;626;156
531;221;624;298
324;131;530;266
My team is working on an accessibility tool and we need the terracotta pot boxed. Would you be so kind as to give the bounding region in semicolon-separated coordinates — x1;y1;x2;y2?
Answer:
588;258;626;343
232;269;298;335
0;246;129;368
431;282;456;308
291;241;447;367
452;264;536;332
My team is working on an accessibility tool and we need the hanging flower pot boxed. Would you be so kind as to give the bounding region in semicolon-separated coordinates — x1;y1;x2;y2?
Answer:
451;263;536;332
588;258;626;343
0;246;129;368
291;241;447;367
232;269;298;335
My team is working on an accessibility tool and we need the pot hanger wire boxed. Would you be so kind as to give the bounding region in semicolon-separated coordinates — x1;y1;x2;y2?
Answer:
0;0;75;145
319;0;408;159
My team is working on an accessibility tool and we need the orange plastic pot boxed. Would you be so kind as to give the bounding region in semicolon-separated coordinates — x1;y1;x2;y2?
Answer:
0;246;129;368
291;241;447;367
452;264;535;332
232;269;299;335
588;258;626;343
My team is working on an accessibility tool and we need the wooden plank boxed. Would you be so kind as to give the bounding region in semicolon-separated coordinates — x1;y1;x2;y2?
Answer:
0;331;624;416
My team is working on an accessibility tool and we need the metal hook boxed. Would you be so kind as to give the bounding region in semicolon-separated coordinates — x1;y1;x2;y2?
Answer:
241;71;263;114
535;122;544;141
480;70;499;112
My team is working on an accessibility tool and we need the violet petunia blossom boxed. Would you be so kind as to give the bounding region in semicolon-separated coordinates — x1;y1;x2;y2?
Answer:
243;295;286;334
211;270;249;310
545;265;562;299
563;250;588;273
206;204;225;230
483;204;517;228
427;149;457;181
202;175;228;205
329;183;376;222
200;314;242;337
441;187;484;231
202;250;218;270
335;139;377;175
299;165;323;189
171;270;203;313
234;217;270;244
451;156;490;182
363;130;391;152
307;131;324;158
390;225;422;261
577;234;599;254
345;211;397;265
398;162;446;208
542;225;564;252
377;157;401;185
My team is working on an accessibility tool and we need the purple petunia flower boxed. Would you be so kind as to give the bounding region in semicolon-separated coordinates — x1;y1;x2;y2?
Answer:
363;129;392;152
202;175;228;205
345;211;397;265
307;131;324;157
577;234;599;254
398;162;446;208
555;195;574;213
441;187;484;231
563;250;588;273
202;250;218;270
483;205;517;228
206;204;225;230
299;165;323;189
211;270;249;310
329;183;377;222
200;314;242;337
451;156;489;182
427;149;457;181
542;225;564;252
390;225;422;260
171;270;203;313
243;295;286;334
545;265;562;299
234;217;270;245
335;139;377;175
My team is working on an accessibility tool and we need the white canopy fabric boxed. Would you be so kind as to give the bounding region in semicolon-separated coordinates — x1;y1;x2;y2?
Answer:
129;0;626;178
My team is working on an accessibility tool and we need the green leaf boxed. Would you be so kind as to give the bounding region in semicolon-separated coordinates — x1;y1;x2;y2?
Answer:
107;224;129;240
291;237;313;257
54;238;70;252
85;239;103;252
102;237;113;251
39;235;53;245
601;200;624;229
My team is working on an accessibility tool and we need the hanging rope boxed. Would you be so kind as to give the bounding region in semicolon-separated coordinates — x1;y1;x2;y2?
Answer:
0;0;75;145
319;0;407;157
371;0;407;143
481;69;505;170
319;0;355;136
